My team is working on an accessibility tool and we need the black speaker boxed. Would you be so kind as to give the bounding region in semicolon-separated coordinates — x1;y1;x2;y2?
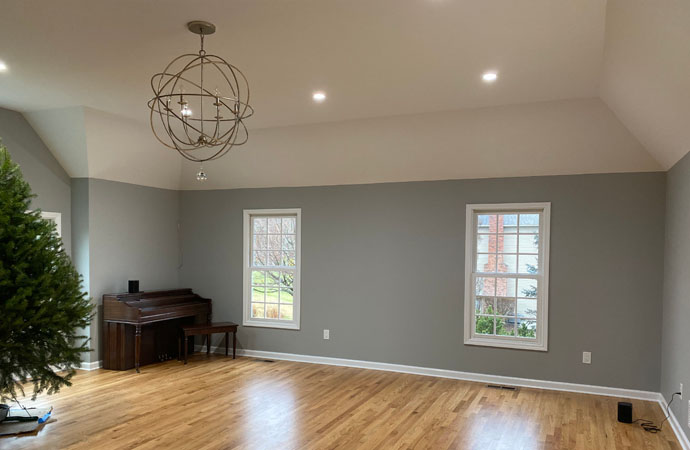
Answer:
618;401;633;423
128;280;139;294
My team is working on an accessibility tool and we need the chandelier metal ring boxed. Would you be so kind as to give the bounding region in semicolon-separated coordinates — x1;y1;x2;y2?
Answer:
148;21;253;165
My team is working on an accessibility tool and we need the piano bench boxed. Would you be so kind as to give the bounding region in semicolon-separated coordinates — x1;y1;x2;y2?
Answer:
179;322;238;364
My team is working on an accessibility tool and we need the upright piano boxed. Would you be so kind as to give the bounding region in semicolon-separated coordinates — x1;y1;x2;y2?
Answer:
103;288;211;372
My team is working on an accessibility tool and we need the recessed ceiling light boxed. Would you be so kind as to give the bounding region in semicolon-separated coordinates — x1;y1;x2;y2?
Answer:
482;72;498;83
0;61;8;72
312;91;326;102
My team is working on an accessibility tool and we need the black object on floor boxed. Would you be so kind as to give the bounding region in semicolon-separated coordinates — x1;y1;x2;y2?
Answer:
618;401;633;423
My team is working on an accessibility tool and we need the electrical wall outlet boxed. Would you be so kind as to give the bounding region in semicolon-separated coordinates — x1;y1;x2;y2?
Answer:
323;329;330;340
582;352;592;364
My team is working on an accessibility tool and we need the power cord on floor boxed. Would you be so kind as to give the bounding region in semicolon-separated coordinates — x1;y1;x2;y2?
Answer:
632;392;680;433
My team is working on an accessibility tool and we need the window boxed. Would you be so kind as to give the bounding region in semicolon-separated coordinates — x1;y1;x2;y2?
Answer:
464;203;550;351
243;209;301;329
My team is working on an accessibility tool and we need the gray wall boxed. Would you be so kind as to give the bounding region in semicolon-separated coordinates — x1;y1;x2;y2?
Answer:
71;179;90;292
71;179;92;356
87;179;181;361
0;108;72;255
180;172;666;391
661;151;690;428
0;106;671;391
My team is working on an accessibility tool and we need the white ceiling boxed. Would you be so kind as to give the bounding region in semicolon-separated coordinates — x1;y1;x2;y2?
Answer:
600;0;690;169
180;98;660;190
0;0;687;190
0;0;607;128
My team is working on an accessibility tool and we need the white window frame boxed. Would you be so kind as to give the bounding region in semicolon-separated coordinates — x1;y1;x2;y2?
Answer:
40;211;62;237
243;208;301;330
464;202;550;351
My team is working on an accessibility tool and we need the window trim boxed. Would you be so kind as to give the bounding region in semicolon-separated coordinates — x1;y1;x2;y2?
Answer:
463;202;550;351
40;211;62;237
242;208;301;330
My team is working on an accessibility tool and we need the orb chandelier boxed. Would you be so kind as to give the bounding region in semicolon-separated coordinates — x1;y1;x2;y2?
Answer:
148;21;253;179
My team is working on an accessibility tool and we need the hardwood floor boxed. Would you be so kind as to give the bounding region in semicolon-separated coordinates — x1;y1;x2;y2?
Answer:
0;355;681;450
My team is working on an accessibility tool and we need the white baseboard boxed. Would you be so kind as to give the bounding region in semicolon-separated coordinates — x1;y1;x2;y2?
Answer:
79;360;102;371
194;344;658;401
659;395;690;450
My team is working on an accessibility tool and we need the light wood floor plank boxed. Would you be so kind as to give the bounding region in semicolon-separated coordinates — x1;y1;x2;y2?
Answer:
0;355;681;450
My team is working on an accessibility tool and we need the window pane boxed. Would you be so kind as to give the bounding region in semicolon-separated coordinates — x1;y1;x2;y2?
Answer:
253;251;267;266
280;289;293;304
253;217;267;233
253;235;267;250
282;217;296;234
280;304;293;320
496;317;516;336
497;254;517;273
251;303;265;318
475;297;494;314
519;213;539;228
282;235;296;250
496;298;516;316
247;212;299;325
518;255;539;274
517;299;537;318
469;206;546;344
498;214;518;233
477;214;496;233
266;303;279;319
266;287;279;303
280;272;294;287
476;234;492;253
495;277;516;297
267;218;281;233
477;253;495;272
252;287;265;303
519;234;539;254
282;251;296;267
475;315;494;335
266;271;280;286
517;319;537;338
267;234;281;250
268;251;281;266
518;279;537;298
500;234;518;253
252;270;266;286
475;277;495;296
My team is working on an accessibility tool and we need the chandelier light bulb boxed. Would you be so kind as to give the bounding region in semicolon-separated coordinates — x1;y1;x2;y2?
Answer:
196;166;208;182
181;106;192;117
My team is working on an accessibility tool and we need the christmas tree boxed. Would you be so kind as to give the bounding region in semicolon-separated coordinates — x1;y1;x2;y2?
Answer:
0;142;92;403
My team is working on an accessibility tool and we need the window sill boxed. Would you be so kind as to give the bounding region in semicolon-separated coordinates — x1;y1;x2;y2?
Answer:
464;336;547;352
243;319;300;330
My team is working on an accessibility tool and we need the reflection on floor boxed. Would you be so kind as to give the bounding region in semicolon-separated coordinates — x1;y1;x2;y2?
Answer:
1;354;680;449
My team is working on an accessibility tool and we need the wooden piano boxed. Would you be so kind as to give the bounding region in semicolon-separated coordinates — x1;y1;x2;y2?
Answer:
103;288;211;372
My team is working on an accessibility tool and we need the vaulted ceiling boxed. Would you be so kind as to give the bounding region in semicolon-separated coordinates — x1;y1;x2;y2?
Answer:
0;0;687;189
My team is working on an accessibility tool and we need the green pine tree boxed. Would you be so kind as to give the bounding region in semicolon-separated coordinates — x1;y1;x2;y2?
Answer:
0;142;93;402
475;306;507;335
